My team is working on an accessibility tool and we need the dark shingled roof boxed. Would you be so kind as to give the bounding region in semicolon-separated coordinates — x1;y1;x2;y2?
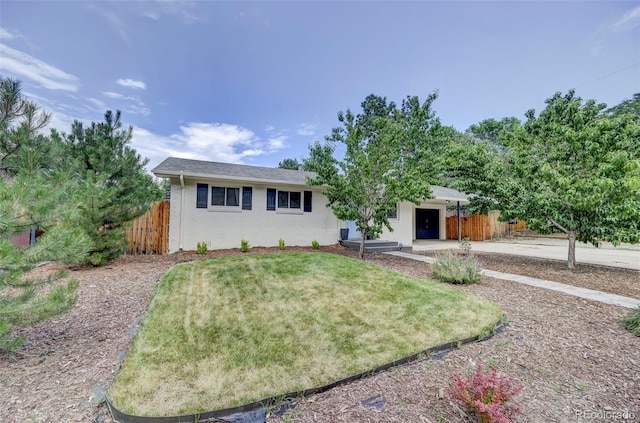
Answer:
152;157;468;201
152;157;315;185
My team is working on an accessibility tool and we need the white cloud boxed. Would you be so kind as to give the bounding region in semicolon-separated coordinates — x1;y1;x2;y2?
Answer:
0;44;79;91
87;97;107;111
267;135;288;151
297;123;316;136
84;3;131;44
264;125;275;132
131;122;288;170
0;27;14;40
21;91;95;134
101;91;150;116
116;78;147;90
612;5;640;31
140;0;204;24
143;11;160;20
103;91;127;99
126;103;151;117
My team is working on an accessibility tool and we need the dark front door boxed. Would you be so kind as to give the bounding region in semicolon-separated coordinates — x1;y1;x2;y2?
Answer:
416;208;440;239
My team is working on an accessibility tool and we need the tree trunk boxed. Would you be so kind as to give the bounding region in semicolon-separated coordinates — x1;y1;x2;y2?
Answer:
567;230;576;271
359;229;366;260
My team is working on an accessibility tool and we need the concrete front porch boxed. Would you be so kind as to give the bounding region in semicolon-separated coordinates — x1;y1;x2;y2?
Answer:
339;239;403;253
340;239;460;253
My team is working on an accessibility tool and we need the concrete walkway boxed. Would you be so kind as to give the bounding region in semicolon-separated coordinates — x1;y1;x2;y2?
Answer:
385;250;640;309
412;239;640;271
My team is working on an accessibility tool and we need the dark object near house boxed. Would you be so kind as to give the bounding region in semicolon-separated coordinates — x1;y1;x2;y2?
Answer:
11;229;43;248
340;228;349;240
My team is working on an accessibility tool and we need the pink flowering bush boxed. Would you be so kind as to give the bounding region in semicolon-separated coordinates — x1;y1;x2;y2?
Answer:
446;362;523;423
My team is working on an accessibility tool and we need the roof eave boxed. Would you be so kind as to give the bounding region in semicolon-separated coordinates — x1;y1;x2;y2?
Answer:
153;170;320;187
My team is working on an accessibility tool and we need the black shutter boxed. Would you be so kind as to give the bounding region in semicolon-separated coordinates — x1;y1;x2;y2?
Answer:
267;188;276;211
304;191;312;212
196;184;208;208
242;187;252;210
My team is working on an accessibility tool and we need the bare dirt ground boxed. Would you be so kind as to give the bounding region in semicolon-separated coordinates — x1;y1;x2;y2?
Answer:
0;246;638;423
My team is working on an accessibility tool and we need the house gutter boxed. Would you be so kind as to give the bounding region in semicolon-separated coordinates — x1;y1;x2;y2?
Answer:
179;172;185;252
457;201;461;242
153;171;324;188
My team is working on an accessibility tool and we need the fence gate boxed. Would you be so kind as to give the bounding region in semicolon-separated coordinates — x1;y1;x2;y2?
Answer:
125;201;169;255
446;211;527;241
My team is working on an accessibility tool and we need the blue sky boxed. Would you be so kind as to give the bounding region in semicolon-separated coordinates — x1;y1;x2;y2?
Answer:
1;1;639;171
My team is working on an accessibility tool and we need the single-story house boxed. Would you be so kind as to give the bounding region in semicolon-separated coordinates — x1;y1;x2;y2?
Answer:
152;157;469;253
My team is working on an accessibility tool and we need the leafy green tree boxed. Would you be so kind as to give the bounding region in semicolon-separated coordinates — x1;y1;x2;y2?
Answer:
452;90;640;270
0;77;90;351
444;118;520;214
303;140;336;174
277;157;301;170
55;110;162;265
606;93;640;118
445;137;501;215
307;93;442;259
465;117;521;146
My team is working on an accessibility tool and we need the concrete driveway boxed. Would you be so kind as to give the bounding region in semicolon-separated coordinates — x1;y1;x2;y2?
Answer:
412;238;640;271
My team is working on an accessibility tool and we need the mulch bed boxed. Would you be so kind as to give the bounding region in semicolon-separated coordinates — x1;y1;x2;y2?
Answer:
0;245;638;423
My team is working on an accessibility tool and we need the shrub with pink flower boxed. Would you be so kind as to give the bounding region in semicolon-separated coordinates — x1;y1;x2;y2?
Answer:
446;362;523;423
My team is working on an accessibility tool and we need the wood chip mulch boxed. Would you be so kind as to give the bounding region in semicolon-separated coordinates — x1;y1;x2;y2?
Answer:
1;246;638;423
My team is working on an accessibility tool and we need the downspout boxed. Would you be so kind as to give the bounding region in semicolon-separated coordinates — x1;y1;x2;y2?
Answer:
457;201;461;242
179;172;185;252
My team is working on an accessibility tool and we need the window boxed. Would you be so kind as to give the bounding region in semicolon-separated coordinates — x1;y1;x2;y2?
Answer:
242;187;252;210
278;191;289;208
267;188;276;211
388;203;398;219
277;191;301;209
211;187;225;206
211;186;239;207
196;184;208;208
290;192;301;209
226;188;239;206
304;191;312;212
268;189;309;212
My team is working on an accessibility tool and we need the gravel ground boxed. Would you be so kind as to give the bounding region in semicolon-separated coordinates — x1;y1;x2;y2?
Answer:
0;245;638;423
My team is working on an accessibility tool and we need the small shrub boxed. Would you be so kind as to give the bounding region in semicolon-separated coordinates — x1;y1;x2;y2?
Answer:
279;238;285;250
459;236;472;255
196;242;208;254
240;239;250;253
432;251;483;284
447;362;523;423
623;307;640;336
311;240;320;250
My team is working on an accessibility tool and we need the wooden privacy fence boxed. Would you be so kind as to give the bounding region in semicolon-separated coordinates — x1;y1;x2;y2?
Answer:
125;201;169;255
446;211;527;241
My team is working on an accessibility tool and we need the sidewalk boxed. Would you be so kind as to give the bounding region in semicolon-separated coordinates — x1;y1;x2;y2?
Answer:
411;239;640;271
385;250;640;309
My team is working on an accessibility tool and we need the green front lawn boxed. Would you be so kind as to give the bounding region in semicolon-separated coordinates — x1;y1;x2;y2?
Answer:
109;252;503;416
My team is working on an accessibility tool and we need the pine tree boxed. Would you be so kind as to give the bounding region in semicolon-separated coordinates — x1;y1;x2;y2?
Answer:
0;77;91;351
57;110;162;265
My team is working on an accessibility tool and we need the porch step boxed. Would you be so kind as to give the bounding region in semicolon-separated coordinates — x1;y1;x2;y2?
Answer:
340;239;401;253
